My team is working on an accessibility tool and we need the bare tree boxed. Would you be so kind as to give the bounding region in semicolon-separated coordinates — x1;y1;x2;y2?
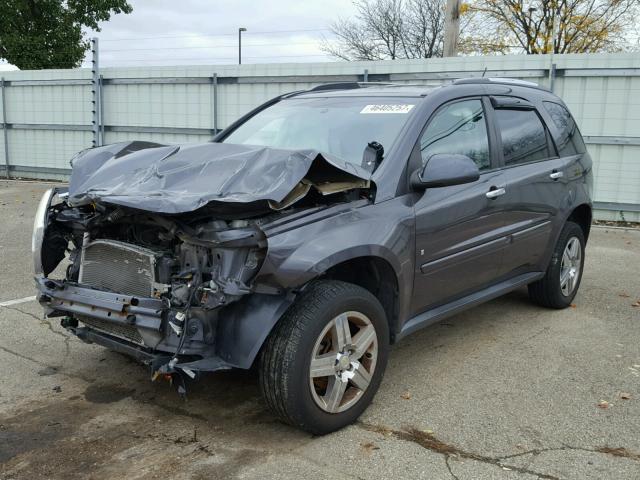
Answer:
321;0;446;60
405;0;446;57
322;0;640;60
466;0;640;54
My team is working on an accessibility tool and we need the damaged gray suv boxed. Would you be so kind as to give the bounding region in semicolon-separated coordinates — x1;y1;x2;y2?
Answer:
34;79;592;434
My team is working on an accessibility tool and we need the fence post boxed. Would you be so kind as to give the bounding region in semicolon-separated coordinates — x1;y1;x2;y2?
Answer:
1;77;9;179
212;73;218;136
91;37;101;147
99;74;105;145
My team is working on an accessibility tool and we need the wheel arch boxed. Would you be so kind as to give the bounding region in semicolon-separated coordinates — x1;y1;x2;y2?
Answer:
322;255;401;343
566;203;592;242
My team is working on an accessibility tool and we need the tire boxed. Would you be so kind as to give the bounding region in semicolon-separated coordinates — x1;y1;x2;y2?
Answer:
258;280;389;435
528;221;586;309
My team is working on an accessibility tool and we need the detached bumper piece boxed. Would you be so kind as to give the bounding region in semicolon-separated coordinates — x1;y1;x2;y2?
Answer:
36;277;163;342
34;277;232;378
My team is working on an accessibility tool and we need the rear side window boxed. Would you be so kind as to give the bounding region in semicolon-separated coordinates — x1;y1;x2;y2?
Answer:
420;99;490;170
494;109;551;166
543;101;586;156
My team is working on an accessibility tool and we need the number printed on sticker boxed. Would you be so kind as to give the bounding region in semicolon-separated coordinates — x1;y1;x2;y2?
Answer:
360;104;415;114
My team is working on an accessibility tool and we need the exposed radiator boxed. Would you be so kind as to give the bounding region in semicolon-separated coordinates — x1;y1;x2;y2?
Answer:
79;316;144;345
79;239;157;298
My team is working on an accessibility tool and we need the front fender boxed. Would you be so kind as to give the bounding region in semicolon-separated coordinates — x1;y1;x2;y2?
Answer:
255;196;415;320
216;292;295;369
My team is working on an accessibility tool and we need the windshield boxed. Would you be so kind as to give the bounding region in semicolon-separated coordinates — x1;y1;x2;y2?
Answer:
221;96;417;166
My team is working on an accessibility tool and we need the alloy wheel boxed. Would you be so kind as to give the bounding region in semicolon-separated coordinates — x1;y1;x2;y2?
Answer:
560;236;582;296
308;311;378;413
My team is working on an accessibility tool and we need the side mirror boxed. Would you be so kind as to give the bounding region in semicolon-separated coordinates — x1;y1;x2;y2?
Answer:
411;154;480;190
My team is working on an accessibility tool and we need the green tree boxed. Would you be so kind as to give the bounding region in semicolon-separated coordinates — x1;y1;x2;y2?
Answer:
0;0;132;70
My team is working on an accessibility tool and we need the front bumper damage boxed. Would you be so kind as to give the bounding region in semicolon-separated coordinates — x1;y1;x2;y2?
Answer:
32;141;374;391
36;277;234;378
35;274;295;385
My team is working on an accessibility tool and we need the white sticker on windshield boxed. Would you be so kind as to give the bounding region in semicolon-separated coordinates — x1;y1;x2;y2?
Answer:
360;104;415;114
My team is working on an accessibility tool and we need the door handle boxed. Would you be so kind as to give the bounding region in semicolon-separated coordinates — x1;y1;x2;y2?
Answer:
486;187;506;199
550;171;564;180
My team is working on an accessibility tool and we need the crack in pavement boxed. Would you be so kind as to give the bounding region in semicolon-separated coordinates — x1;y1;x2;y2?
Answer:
0;304;42;322
358;422;559;479
1;304;72;361
358;422;640;479
0;344;48;367
499;444;640;462
0;343;95;384
444;455;460;480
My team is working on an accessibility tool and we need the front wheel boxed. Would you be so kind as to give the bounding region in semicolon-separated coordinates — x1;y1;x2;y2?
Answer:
259;280;389;435
528;221;586;309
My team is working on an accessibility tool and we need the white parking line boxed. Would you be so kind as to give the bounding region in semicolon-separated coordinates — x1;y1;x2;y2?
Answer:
0;296;36;307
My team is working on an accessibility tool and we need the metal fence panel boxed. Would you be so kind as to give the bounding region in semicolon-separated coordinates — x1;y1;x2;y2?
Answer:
103;130;208;145
5;83;92;125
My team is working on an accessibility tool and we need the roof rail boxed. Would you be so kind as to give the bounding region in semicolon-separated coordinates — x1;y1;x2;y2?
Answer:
308;81;395;92
453;77;545;90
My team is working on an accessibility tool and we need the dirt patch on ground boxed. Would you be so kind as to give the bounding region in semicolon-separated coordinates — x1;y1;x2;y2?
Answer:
597;447;640;461
0;373;311;480
84;384;135;404
360;422;640;480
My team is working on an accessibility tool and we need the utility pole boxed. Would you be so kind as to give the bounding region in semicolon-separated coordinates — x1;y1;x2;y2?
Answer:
548;8;560;91
238;27;247;65
527;7;537;53
443;0;461;57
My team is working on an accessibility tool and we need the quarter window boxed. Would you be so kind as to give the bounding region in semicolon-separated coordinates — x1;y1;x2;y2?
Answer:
494;109;551;166
543;101;586;156
420;99;490;170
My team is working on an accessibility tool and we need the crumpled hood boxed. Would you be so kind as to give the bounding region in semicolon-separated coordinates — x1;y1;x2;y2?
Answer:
68;141;372;214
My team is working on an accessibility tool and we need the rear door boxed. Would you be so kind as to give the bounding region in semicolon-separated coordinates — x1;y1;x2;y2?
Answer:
487;96;570;277
411;97;509;315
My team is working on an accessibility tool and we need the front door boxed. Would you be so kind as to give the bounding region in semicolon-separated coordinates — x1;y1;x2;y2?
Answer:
411;98;509;316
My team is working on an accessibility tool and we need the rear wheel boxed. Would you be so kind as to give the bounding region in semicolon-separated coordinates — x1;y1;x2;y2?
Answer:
259;280;389;434
528;221;585;308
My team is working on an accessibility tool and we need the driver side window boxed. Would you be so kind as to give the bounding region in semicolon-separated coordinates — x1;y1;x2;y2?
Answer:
420;99;490;171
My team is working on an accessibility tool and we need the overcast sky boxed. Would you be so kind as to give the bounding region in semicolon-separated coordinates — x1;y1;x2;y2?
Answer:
92;0;355;68
0;0;356;70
